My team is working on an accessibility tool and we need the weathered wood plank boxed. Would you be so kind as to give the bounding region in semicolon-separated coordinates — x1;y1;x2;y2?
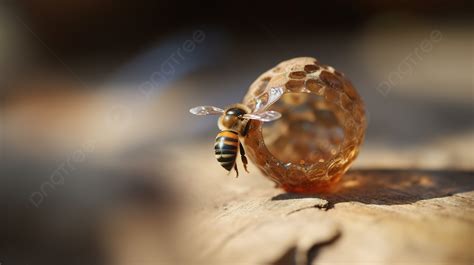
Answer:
154;144;474;264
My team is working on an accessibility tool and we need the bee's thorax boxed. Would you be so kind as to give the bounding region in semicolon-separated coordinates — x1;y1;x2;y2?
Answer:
218;106;249;132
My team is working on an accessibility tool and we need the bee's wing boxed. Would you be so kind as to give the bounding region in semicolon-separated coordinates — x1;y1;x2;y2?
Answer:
254;87;284;113
243;110;281;122
189;105;224;116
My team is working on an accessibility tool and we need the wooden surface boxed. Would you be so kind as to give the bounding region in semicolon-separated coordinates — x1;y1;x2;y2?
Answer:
103;142;474;265
4;88;472;264
0;99;472;265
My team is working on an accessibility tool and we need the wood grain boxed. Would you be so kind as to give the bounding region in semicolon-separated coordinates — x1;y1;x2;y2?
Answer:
120;143;473;265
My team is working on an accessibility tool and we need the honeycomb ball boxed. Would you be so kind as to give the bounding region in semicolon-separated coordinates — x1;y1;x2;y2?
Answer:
242;57;366;193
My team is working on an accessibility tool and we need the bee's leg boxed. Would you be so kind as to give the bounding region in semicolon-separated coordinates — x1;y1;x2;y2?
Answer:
239;142;249;173
233;163;239;178
241;120;252;137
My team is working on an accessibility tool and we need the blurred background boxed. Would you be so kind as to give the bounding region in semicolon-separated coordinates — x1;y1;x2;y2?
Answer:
0;1;472;264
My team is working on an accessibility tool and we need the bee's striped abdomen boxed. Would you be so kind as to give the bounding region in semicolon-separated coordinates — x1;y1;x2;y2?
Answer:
214;130;239;171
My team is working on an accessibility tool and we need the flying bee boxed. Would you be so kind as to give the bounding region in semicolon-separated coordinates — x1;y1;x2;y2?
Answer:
189;87;284;177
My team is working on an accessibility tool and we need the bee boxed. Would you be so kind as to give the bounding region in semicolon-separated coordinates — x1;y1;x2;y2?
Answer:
189;87;284;177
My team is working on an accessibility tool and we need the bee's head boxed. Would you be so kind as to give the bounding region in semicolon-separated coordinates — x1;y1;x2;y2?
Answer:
218;104;250;130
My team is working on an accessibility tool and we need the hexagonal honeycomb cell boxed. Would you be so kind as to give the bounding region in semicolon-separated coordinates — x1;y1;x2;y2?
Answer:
242;57;366;193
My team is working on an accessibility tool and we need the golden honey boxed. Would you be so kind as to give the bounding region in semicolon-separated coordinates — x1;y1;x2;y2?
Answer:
242;57;366;193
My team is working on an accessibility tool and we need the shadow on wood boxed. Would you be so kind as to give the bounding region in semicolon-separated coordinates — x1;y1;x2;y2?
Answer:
272;169;474;205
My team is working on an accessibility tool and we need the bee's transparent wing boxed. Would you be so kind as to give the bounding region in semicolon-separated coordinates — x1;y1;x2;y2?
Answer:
243;110;282;122
254;86;285;113
189;105;224;116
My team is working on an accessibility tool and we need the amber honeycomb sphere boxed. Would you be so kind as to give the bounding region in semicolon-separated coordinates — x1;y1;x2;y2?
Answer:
242;57;366;193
